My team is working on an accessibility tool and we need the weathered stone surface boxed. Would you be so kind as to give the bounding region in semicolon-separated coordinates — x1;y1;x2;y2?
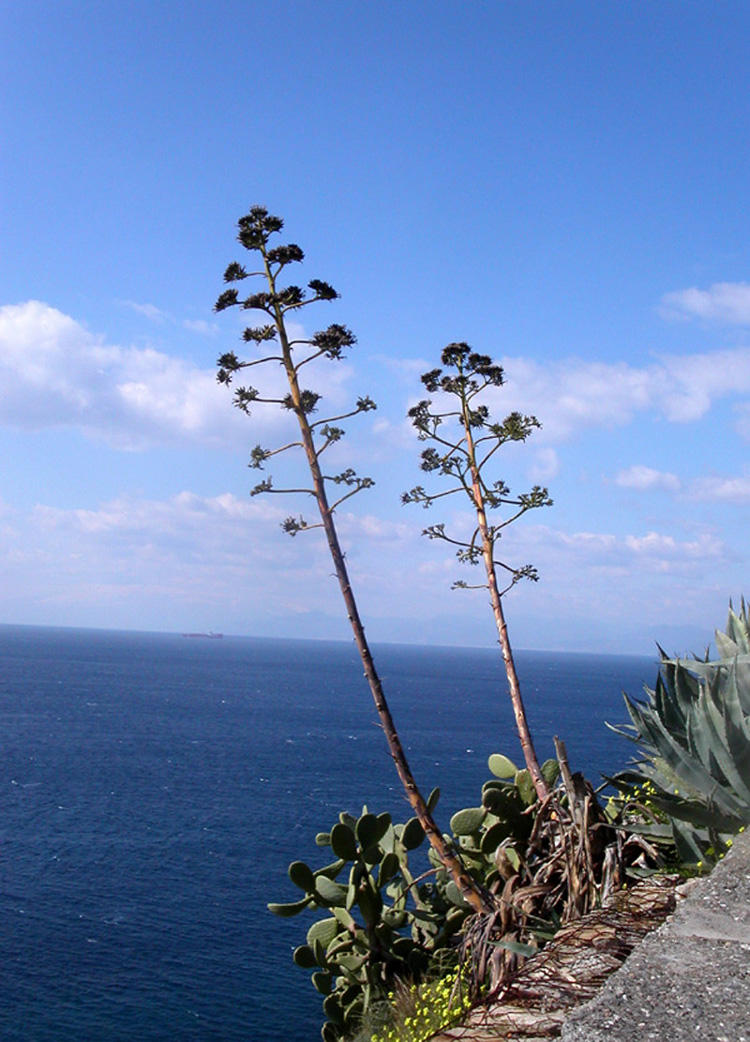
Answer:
561;831;750;1042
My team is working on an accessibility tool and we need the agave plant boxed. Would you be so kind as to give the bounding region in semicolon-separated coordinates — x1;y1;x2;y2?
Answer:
612;601;750;865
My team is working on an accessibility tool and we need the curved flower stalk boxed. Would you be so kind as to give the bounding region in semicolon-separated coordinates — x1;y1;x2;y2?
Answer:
403;343;553;800
215;209;492;914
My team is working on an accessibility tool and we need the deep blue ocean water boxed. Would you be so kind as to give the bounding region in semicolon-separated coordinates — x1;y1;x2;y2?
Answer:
0;625;657;1042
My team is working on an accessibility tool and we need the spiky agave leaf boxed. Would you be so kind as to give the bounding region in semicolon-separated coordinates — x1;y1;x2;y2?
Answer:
613;602;750;862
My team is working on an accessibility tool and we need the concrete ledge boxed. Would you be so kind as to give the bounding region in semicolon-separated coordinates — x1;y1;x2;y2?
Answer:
560;832;750;1042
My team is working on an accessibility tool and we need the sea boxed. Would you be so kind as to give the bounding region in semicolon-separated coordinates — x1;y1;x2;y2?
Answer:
0;625;658;1042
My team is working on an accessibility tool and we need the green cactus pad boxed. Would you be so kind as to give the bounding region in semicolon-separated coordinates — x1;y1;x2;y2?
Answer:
481;785;522;818
355;813;380;850
323;993;345;1026
288;860;315;892
480;820;511;854
450;805;486;835
307;916;341;950
321;1023;340;1042
376;811;392;836
382;907;406;929
378;822;396;854
361;843;382;866
409;906;438;923
488;752;518;778
339;984;361;1008
356;884;382;926
332;906;355;930
542;758;561;786
377;850;400;887
336;952;365;973
515;768;536;805
267;896;312;917
314;858;347;881
374;921;393;946
343;997;364;1027
312;970;334;995
315;876;347;907
444;880;473;909
401;816;425;850
330;822;358;861
293;944;318;968
391;935;415;957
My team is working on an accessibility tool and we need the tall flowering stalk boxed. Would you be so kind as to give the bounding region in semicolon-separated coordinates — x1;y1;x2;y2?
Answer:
403;343;552;800
215;209;492;913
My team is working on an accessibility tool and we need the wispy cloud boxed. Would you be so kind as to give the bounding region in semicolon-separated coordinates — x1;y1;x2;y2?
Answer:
615;464;750;504
121;301;170;323
0;490;426;632
0;485;734;651
510;525;725;600
122;301;219;336
492;347;750;439
615;465;681;492
183;318;219;335
527;447;559;483
690;474;750;503
660;282;750;324
623;530;722;559
0;490;342;627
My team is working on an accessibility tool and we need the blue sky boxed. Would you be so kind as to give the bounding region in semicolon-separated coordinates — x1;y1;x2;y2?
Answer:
2;1;750;653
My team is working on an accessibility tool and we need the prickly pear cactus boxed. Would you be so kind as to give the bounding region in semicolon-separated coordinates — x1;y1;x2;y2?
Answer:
271;801;461;1040
271;757;563;1041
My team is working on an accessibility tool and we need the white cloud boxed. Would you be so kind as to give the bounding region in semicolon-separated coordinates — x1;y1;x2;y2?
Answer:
183;318;219;335
0;491;319;615
8;301;750;456
122;301;169;322
122;301;219;336
338;512;412;543
735;404;750;441
624;531;722;558
0;485;736;652
529;447;560;482
0;302;354;449
372;354;432;385
660;282;750;324
690;475;750;502
0;489;429;633
490;346;750;441
659;348;750;421
615;466;681;492
509;522;725;575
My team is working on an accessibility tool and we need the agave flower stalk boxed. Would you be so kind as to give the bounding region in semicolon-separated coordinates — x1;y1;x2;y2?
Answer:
215;209;491;913
403;343;552;801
